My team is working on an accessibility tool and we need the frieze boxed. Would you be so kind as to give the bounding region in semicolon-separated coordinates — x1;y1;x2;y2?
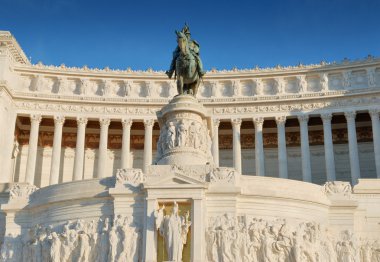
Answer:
206;213;379;262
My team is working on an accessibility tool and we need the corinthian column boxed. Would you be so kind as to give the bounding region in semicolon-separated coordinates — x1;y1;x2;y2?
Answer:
369;109;380;178
49;115;65;185
321;113;336;181
121;118;133;169
25;114;42;185
345;111;360;184
231;118;242;173
254;117;265;176
212;119;220;166
97;118;110;178
143;119;154;173
275;116;288;179
73;117;88;181
298;115;312;182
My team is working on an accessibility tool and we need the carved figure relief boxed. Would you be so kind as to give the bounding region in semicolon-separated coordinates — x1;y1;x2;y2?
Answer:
232;80;241;97
205;214;379;262
320;73;329;91
254;79;264;95
0;216;141;262
342;71;351;88
298;75;308;93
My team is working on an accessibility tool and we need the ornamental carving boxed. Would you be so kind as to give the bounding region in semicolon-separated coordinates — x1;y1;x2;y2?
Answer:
115;168;145;186
209;167;236;184
323;181;352;197
8;183;38;201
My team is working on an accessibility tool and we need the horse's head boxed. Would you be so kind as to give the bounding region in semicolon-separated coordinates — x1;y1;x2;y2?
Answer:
176;30;188;55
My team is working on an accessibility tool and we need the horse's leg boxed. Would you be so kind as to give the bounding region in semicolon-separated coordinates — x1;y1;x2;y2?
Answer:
177;76;183;95
192;77;201;97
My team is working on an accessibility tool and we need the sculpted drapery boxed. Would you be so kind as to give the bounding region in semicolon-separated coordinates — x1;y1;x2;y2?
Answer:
155;201;191;261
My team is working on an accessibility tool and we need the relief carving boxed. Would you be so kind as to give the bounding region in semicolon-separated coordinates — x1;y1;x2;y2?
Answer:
0;217;141;262
206;214;379;262
115;168;145;187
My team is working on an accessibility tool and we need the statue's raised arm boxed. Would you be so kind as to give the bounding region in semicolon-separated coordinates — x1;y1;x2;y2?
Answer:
165;24;205;97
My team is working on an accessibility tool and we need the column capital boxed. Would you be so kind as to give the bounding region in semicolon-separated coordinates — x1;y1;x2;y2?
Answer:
30;114;42;124
369;109;380;118
231;118;242;127
121;118;133;128
275;115;286;126
143;119;155;127
297;114;309;123
321;113;333;122
212;118;220;127
76;117;88;126
53;115;65;125
253;117;264;128
99;118;111;127
344;111;356;121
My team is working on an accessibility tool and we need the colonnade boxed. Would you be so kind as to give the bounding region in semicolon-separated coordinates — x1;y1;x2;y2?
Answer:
211;110;380;184
21;109;380;187
23;116;155;186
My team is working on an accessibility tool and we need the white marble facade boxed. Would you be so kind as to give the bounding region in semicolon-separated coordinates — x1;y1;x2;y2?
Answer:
0;31;380;261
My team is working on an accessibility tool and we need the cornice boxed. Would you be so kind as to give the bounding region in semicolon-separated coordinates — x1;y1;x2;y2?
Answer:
0;31;30;65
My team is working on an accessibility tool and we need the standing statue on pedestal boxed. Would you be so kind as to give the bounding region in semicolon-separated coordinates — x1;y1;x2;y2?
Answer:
166;24;205;96
155;202;191;261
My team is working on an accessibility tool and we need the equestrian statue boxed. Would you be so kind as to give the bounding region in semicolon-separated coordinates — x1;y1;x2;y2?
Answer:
166;24;206;96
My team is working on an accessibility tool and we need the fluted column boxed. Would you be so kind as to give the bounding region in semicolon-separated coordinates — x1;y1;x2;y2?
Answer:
321;113;336;181
212;119;220;166
275;116;288;179
143;119;154;173
345;111;360;184
254;117;265;176
25;114;42;185
231;118;242;173
121;118;133;169
97;118;111;178
49;115;65;185
369;109;380;178
298;115;312;182
73;117;88;181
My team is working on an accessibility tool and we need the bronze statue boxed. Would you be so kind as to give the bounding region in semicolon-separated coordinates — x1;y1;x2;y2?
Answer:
166;24;205;96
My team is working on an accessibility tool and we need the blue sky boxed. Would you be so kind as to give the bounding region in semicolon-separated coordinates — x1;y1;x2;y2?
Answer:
1;0;379;70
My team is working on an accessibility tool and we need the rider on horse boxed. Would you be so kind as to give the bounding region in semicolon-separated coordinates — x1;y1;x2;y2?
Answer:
166;24;206;79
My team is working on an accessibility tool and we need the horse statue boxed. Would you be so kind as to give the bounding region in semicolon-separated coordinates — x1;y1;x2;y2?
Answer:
166;25;205;97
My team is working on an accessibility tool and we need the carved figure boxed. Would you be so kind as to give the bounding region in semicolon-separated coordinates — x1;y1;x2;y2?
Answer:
188;122;199;148
123;80;133;96
108;226;118;262
166;122;176;149
367;68;376;87
176;121;187;147
155;202;191;261
342;71;351;88
50;232;61;262
232;80;241;96
321;73;329;91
